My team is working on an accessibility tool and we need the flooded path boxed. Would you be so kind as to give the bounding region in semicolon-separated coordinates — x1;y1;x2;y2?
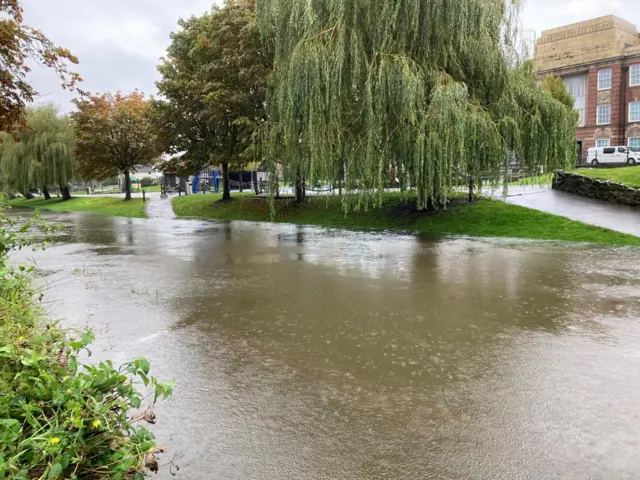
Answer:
9;210;640;479
486;185;640;236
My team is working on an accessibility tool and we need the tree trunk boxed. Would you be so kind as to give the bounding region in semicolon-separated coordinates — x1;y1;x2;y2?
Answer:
253;170;259;195
42;185;51;200
295;179;304;204
222;162;231;201
468;176;474;203
294;167;304;204
124;170;132;201
20;191;34;200
60;184;71;201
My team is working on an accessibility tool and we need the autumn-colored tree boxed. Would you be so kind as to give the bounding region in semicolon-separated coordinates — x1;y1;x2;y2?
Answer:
0;105;75;199
0;0;82;133
72;92;163;201
154;0;271;201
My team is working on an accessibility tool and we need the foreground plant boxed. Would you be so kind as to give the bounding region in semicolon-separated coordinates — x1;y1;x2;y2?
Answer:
0;212;174;479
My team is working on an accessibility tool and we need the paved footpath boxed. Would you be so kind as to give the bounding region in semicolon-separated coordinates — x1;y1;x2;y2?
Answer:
485;185;640;237
144;192;176;219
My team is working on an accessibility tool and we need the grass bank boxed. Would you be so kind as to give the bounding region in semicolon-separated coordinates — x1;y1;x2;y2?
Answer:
173;193;640;246
7;196;147;218
575;167;640;188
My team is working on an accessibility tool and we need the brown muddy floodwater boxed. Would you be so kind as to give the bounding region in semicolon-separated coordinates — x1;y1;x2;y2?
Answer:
8;209;640;479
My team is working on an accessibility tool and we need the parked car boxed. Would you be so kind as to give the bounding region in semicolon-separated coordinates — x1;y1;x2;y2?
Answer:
587;146;638;166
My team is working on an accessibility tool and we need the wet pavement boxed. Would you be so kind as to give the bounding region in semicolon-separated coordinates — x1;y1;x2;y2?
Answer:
8;210;640;479
485;186;640;236
145;192;176;219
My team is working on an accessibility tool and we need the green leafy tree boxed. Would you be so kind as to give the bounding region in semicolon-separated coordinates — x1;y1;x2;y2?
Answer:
258;0;577;209
154;0;271;201
542;75;577;112
0;105;75;200
72;92;163;201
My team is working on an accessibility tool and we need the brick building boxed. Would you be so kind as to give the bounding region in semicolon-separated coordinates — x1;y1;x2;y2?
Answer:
536;15;640;163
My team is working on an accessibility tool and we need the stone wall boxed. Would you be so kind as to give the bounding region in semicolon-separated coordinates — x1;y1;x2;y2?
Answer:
553;171;640;207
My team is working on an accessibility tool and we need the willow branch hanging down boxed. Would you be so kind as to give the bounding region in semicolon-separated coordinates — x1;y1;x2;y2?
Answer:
258;0;577;211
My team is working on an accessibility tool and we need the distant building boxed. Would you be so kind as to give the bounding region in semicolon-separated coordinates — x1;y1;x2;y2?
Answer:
535;15;640;163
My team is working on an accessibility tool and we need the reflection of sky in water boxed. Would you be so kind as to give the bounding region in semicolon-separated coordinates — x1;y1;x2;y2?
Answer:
283;226;419;281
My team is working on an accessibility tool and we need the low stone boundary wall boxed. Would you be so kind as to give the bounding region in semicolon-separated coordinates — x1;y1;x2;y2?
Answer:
553;171;640;207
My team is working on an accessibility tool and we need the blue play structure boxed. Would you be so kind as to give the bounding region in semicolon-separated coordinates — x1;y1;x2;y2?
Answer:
213;171;219;193
192;174;200;193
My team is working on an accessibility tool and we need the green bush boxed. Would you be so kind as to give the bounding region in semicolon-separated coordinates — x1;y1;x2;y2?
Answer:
0;211;173;479
140;177;156;188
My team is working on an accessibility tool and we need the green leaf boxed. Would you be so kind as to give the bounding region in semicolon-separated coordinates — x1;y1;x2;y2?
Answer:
0;345;16;356
138;358;150;375
130;396;141;409
48;462;63;478
81;332;94;347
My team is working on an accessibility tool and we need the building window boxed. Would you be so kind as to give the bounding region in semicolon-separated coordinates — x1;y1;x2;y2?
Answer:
598;68;612;90
630;137;640;150
630;101;640;123
631;65;640;87
596;104;611;125
596;139;611;148
563;74;587;127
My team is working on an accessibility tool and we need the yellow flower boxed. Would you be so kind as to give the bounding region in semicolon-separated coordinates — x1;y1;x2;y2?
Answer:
62;376;69;382
92;419;101;428
50;437;60;445
66;389;73;395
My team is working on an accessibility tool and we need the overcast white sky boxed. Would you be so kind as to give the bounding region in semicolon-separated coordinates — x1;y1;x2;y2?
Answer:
22;0;640;112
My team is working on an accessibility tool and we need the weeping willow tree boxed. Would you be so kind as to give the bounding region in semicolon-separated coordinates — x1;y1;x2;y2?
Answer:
257;0;577;210
0;105;75;199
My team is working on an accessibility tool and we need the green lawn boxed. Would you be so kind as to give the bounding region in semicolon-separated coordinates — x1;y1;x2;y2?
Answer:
574;167;640;188
172;193;640;246
7;196;147;218
138;185;161;192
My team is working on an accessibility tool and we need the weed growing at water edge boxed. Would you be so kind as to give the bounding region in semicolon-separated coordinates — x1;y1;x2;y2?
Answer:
0;211;175;478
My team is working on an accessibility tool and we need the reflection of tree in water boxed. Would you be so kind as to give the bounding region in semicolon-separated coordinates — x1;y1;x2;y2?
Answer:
415;240;590;333
69;214;118;246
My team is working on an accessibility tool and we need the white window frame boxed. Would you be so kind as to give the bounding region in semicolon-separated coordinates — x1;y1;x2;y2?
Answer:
629;137;640;149
631;65;640;87
630;101;640;123
598;68;612;90
596;139;611;148
596;104;611;125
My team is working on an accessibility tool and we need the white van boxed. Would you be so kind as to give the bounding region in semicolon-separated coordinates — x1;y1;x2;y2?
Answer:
587;146;638;166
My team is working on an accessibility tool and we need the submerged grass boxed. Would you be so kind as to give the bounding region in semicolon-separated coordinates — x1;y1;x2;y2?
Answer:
7;196;147;218
173;193;640;246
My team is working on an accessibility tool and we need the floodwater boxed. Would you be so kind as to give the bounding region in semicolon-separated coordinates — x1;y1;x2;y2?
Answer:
8;210;640;479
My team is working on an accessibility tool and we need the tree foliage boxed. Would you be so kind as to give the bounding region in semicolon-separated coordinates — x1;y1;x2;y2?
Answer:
0;105;75;199
542;75;576;111
72;92;163;201
154;0;272;200
0;0;83;134
258;0;577;210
